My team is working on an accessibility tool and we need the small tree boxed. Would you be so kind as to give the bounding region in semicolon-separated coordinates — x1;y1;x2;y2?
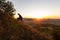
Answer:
0;0;15;16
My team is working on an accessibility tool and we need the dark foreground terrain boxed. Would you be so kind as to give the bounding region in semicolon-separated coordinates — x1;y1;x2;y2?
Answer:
0;13;42;40
0;14;60;40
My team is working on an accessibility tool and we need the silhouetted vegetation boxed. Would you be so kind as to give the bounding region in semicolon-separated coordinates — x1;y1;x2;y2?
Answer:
0;0;15;16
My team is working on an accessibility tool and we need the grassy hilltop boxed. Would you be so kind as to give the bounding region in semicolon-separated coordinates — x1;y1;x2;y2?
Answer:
0;13;42;40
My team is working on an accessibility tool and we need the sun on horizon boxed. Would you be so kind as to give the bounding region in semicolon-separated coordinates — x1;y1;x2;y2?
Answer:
24;9;50;19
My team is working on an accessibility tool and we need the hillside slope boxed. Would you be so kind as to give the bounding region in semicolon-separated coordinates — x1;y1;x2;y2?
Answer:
33;23;60;40
0;13;42;40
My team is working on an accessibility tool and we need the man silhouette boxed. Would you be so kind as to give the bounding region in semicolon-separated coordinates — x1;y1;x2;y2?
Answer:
17;13;23;22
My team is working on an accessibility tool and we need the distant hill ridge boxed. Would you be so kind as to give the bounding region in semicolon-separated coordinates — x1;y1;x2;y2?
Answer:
23;18;60;26
40;19;60;26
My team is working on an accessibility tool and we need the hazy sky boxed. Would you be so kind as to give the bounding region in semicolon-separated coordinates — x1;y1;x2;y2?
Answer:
9;0;60;19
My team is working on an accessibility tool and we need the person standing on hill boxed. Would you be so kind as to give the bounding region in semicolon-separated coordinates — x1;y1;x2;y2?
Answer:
17;13;23;22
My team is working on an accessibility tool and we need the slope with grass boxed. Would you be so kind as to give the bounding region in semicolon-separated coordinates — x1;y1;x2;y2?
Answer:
0;13;42;40
33;23;60;40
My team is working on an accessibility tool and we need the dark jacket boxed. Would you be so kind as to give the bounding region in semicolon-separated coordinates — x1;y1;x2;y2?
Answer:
17;14;23;21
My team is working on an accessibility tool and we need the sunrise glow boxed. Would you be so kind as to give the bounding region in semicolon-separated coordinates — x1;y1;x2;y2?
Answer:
26;9;50;19
14;9;50;19
14;14;19;19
